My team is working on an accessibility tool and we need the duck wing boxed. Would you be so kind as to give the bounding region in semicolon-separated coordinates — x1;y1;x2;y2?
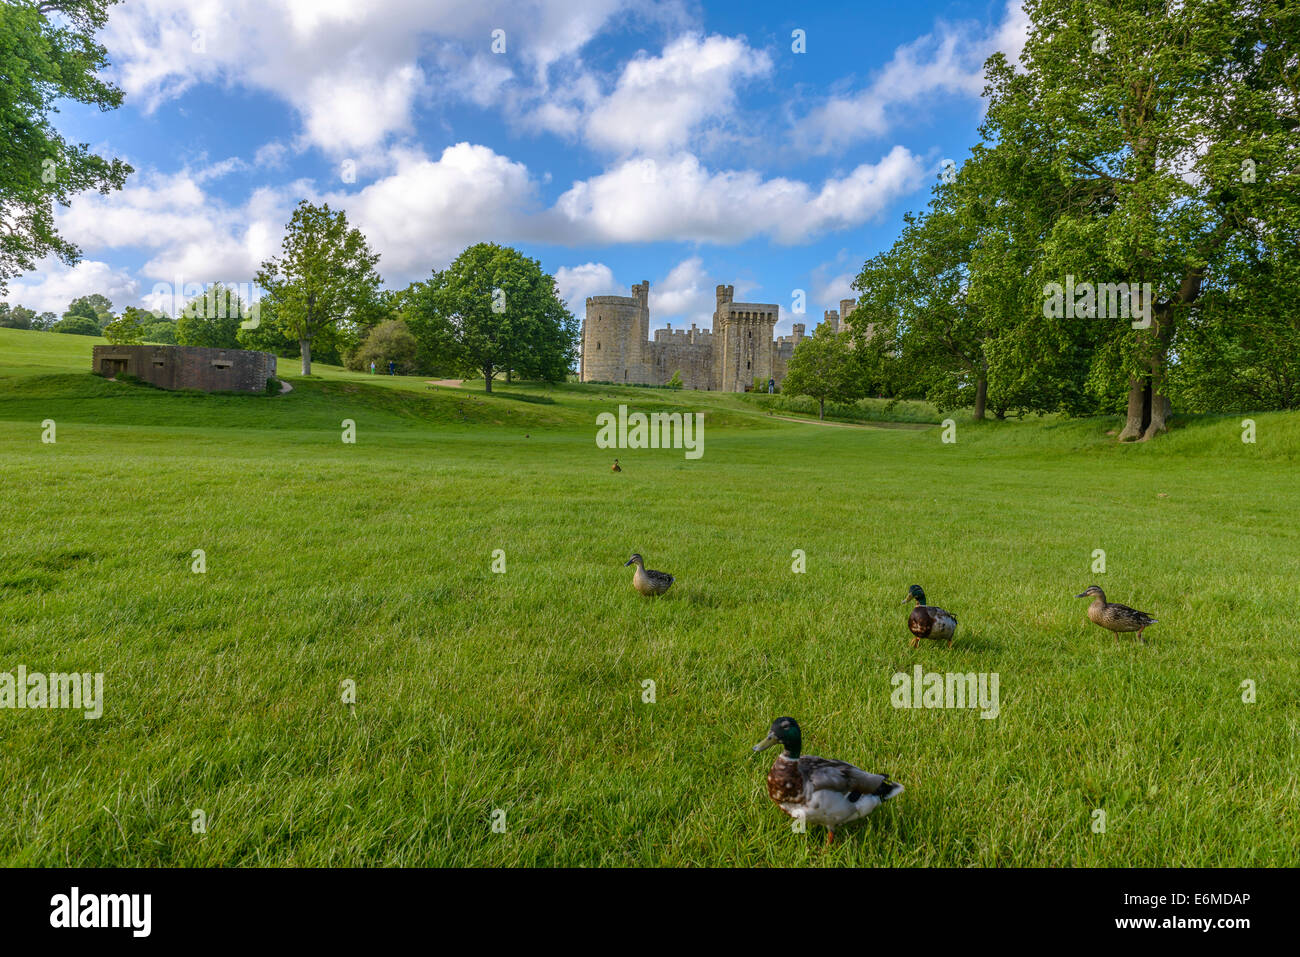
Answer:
1111;603;1156;625
799;755;891;796
646;569;674;586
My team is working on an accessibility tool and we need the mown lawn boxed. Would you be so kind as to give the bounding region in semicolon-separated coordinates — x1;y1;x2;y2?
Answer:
0;328;1295;866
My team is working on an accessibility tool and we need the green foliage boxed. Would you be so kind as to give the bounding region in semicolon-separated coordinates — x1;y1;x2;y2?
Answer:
139;317;177;344
0;0;131;293
781;321;862;418
854;0;1300;435
61;294;110;331
51;314;99;336
405;243;578;393
345;319;420;375
666;370;684;390
255;201;382;375
175;284;246;349
0;303;36;329
103;305;154;344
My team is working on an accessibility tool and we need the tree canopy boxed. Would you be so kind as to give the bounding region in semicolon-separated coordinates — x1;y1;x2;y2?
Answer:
782;321;862;419
404;243;578;392
255;201;382;376
0;0;131;294
853;0;1300;437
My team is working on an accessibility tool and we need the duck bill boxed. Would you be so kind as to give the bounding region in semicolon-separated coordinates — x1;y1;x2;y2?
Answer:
1074;592;1089;598
624;558;635;566
752;733;779;753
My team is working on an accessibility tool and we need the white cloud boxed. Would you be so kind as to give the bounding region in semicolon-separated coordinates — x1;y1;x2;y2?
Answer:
36;137;923;305
326;142;540;279
809;258;859;316
794;0;1030;153
554;262;616;310
4;259;140;315
50;168;297;303
552;146;926;245
298;65;426;158
102;0;637;158
648;256;713;326
582;34;771;155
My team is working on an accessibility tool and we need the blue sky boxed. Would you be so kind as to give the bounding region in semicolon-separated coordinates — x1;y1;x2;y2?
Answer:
15;0;1028;335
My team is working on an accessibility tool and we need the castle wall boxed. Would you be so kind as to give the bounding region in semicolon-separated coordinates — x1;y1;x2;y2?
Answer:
650;324;714;389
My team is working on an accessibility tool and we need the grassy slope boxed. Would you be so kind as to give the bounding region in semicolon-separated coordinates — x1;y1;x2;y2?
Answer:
0;328;1296;866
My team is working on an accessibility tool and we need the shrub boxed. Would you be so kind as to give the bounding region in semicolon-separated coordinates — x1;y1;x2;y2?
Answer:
346;319;420;375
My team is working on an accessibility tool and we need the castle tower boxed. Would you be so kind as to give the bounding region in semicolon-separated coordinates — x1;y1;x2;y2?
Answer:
581;281;651;384
839;298;856;336
714;285;778;392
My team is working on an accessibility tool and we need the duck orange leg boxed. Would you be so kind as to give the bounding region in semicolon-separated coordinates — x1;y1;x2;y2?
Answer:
826;829;835;845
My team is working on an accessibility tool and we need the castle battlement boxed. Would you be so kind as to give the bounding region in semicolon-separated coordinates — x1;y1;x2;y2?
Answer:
653;323;712;345
580;280;853;393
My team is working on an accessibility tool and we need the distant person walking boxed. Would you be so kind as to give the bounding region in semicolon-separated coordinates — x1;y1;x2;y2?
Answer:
388;360;395;375
370;361;375;375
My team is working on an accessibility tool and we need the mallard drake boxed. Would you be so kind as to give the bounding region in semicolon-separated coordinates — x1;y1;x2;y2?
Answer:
905;585;957;648
752;717;903;844
624;553;673;596
1076;586;1157;643
611;458;621;472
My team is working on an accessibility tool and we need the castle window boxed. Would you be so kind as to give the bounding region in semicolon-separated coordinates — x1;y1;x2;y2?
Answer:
596;342;601;350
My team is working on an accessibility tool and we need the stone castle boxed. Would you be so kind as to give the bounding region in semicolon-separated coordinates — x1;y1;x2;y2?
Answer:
580;281;856;391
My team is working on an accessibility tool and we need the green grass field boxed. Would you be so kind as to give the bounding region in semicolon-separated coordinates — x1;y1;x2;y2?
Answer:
0;327;1296;866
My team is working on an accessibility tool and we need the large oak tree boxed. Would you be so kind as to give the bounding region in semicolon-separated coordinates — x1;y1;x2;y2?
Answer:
404;243;577;393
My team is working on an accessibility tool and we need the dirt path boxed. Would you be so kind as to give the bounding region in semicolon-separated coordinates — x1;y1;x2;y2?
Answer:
425;379;464;388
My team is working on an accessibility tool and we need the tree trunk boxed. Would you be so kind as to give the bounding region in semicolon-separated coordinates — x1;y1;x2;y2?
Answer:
300;338;312;376
1142;365;1171;441
818;397;825;420
1118;376;1146;441
483;364;493;394
973;377;987;420
506;368;512;384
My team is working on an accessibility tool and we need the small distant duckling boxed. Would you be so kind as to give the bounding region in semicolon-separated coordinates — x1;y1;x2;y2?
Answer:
611;458;621;472
624;553;673;596
1076;586;1157;643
